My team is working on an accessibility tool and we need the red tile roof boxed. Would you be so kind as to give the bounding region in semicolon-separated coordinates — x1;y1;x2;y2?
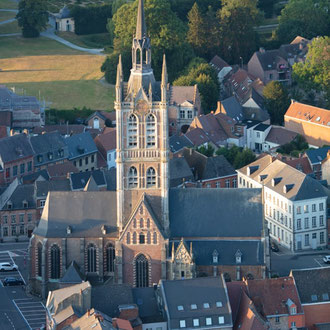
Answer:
247;277;303;317
281;156;313;175
95;129;116;151
47;162;79;178
185;127;210;146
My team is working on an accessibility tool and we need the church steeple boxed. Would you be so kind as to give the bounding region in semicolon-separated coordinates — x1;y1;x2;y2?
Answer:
136;0;147;40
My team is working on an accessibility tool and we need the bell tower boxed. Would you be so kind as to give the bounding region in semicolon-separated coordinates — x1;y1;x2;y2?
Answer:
115;0;169;234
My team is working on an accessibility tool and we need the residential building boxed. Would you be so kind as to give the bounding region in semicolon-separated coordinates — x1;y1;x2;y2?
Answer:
305;146;330;180
0;85;44;129
29;0;268;299
169;157;194;188
30;131;68;171
94;129;117;169
168;85;202;135
65;132;98;172
237;156;328;251
216;97;244;123
210;55;232;83
284;101;330;147
69;169;107;191
87;111;116;130
32;124;85;137
169;134;193;155
246;277;305;329
290;267;330;329
0;133;34;184
263;126;298;152
51;6;75;32
158;276;233;330
0;111;11;137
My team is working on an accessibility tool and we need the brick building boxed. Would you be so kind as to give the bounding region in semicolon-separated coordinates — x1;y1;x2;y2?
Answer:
29;0;268;299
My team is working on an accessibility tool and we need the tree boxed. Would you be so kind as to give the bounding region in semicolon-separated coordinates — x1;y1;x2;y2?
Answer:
173;62;219;112
218;0;262;63
196;143;215;157
263;81;290;125
16;0;48;37
216;146;256;169
257;0;276;18
293;37;330;107
108;0;193;81
275;0;330;44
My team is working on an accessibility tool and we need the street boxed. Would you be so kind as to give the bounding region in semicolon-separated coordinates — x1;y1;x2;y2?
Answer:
0;242;46;330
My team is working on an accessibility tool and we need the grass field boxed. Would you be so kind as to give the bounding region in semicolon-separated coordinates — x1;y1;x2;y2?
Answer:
0;20;20;33
0;36;88;58
0;0;17;9
8;80;115;110
56;31;111;49
0;54;105;82
0;10;15;21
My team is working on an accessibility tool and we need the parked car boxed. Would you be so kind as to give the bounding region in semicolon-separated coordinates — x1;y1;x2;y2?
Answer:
3;277;24;286
0;262;18;272
323;256;330;264
271;243;279;252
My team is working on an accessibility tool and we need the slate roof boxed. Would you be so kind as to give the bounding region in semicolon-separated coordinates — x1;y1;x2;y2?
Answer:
219;96;244;121
65;132;97;160
2;184;35;210
33;124;85;136
70;169;106;191
47;162;79;178
22;169;49;184
306;147;330;165
35;179;71;199
185;127;210;147
202;155;236;180
254;123;270;132
34;191;117;238
59;261;84;284
247;277;303;316
0;111;12;127
160;276;232;329
169;157;194;187
132;287;164;323
57;6;71;18
169;188;263;238
169;134;193;153
103;168;116;191
255;49;286;71
290;267;330;304
92;283;134;317
0;133;34;163
170;239;264;266
265;126;297;145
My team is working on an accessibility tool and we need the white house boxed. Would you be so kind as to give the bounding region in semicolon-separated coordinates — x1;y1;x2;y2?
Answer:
237;156;328;252
51;6;75;33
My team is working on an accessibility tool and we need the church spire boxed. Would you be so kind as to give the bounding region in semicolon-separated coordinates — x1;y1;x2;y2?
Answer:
136;0;147;40
161;54;167;87
116;54;123;87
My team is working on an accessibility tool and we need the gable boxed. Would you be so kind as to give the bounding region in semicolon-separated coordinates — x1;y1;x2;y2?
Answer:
174;241;193;264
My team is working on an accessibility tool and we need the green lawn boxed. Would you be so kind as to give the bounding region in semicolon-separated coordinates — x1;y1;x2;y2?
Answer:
7;80;115;110
0;10;15;21
0;36;86;58
0;20;20;34
0;0;17;9
56;31;111;49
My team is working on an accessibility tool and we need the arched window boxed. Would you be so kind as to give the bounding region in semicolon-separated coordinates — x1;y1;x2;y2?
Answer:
105;244;115;273
87;244;97;273
93;117;99;129
153;232;157;244
147;231;151;244
128;114;138;148
139;233;145;244
133;232;137;244
50;245;60;279
146;114;156;147
128;167;138;188
146;167;156;188
37;242;42;277
127;232;131;244
140;218;144;228
146;218;150;228
133;218;137;228
135;254;149;287
136;48;141;65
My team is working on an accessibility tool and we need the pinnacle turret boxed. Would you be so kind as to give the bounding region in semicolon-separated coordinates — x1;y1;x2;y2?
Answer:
136;0;147;40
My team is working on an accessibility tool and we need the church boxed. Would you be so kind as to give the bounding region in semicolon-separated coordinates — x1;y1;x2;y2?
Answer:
28;0;269;299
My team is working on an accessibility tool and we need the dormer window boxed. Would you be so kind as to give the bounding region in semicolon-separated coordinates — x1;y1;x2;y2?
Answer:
212;250;219;264
37;155;43;163
235;249;242;264
7;201;12;209
22;200;28;208
272;177;282;186
48;152;53;160
58;148;64;157
66;226;72;235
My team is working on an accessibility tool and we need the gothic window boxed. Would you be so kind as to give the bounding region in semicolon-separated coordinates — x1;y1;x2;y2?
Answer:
128;114;138;148
147;231;151;244
37;242;42;277
133;232;137;244
146;218;150;228
140;218;144;228
135;254;149;287
153;232;157;244
146;167;156;188
127;232;131;244
146;114;156;147
105;244;115;272
143;49;147;64
133;218;137;228
50;245;60;279
139;233;145;244
136;48;141;65
128;167;138;188
87;244;97;273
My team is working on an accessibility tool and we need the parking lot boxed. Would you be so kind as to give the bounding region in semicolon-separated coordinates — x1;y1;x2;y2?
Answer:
13;298;46;330
0;251;25;287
